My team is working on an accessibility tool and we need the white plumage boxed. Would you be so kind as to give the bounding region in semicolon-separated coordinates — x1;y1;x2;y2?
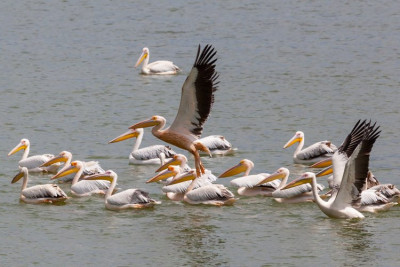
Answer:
198;135;236;156
134;47;180;75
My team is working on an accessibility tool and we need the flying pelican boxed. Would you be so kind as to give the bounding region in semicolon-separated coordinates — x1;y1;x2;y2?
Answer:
281;120;381;219
8;138;60;173
198;135;236;156
129;44;218;176
41;151;105;182
283;131;337;165
168;169;236;206
218;159;280;196
11;167;68;204
109;128;177;165
51;161;111;197
84;170;160;210
134;47;180;75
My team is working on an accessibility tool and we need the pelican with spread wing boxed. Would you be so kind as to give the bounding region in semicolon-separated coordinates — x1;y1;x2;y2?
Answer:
130;44;219;176
283;131;337;165
134;47;180;75
11;167;68;204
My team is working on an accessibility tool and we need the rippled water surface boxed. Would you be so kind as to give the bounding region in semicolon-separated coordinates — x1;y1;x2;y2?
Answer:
1;0;400;266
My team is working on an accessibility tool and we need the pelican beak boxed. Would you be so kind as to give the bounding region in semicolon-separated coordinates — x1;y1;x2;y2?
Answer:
147;167;176;183
8;143;27;156
51;165;78;180
155;157;181;173
109;129;139;143
281;175;313;190
283;135;301;149
168;170;196;185
316;166;333;177
219;162;247;178
84;173;114;183
41;155;67;167
310;158;332;168
134;51;147;68
11;171;24;184
256;171;286;186
129;117;158;129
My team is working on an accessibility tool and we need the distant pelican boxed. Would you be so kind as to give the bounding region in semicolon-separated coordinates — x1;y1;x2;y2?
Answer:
283;131;337;165
134;47;180;75
281;120;381;219
51;161;111;197
130;44;218;176
218;159;280;196
109;128;176;165
11;167;68;204
41;151;104;182
8;138;60;173
84;170;160;210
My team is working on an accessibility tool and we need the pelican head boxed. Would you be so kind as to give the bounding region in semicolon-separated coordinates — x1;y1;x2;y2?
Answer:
168;169;197;185
281;172;316;190
134;47;149;68
129;115;165;129
147;165;180;183
108;128;142;143
11;167;28;184
41;151;72;167
84;170;116;183
310;157;333;168
219;159;254;178
283;131;304;149
156;154;187;172
51;161;83;180
256;167;289;185
8;138;30;156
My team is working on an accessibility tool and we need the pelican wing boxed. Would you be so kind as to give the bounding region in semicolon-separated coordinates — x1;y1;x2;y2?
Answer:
83;161;105;176
169;45;219;138
296;141;336;160
147;61;180;74
131;145;176;161
199;135;232;151
185;184;234;202
21;184;67;199
107;189;154;206
360;189;389;205
19;154;54;169
368;184;400;199
333;122;380;209
71;180;110;195
163;175;213;194
230;174;272;188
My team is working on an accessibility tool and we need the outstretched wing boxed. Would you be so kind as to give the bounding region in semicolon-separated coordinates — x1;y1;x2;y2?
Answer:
169;44;219;138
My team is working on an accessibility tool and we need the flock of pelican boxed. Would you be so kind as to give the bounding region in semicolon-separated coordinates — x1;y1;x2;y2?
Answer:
6;44;400;219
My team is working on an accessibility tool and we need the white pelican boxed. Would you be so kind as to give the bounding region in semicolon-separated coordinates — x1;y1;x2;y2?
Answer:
134;47;180;75
358;184;399;213
11;167;68;204
281;120;381;219
129;44;218;176
84;170;161;210
109;128;177;165
218;159;280;196
168;169;236;206
198;135;236;156
8;138;60;173
41;151;105;182
283;131;337;165
51;161;111;197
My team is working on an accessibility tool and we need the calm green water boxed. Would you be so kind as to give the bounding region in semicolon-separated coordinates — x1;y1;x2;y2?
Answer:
1;0;400;266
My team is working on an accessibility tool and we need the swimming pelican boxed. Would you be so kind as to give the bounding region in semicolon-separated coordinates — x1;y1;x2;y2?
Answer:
218;159;280;196
169;169;236;206
109;128;176;165
8;138;60;173
84;170;160;210
51;161;111;197
281;120;381;219
41;151;105;182
283;131;337;165
11;167;68;204
129;44;218;176
155;154;192;173
134;47;180;75
198;135;236;156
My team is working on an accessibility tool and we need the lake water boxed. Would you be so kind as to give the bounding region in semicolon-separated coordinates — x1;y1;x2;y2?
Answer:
1;0;400;266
